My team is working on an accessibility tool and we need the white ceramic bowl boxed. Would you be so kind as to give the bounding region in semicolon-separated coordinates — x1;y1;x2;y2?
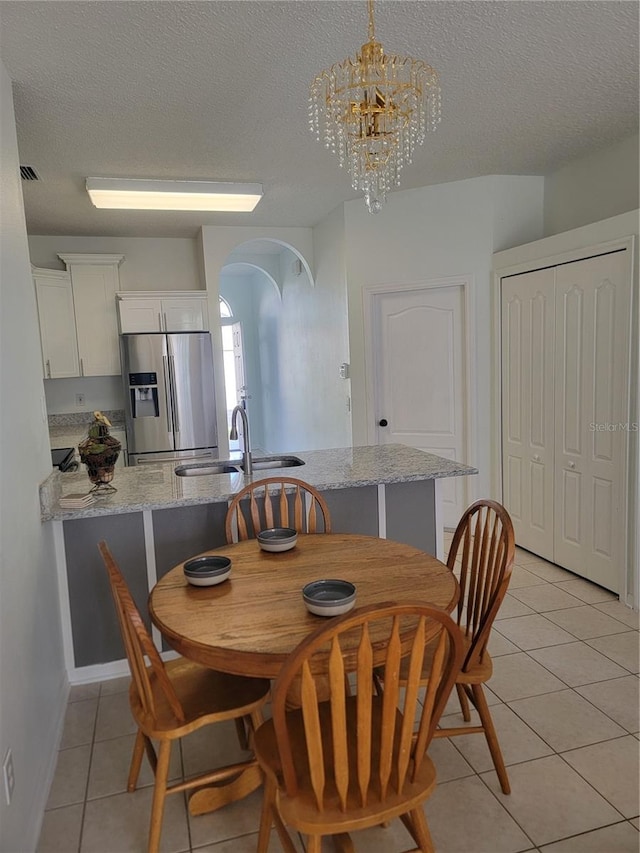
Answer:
183;555;232;587
302;579;356;617
257;527;298;553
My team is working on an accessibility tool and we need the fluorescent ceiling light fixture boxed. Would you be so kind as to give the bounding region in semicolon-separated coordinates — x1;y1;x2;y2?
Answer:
85;178;263;212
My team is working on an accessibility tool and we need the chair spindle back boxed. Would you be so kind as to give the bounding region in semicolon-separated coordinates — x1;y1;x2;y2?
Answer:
271;602;462;812
225;477;331;543
447;500;515;671
98;541;185;724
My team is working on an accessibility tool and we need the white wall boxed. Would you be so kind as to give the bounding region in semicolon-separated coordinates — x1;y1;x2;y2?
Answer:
0;61;67;852
200;226;317;455
44;376;123;415
213;214;352;454
28;235;203;290
544;133;639;237
254;213;351;452
344;175;545;496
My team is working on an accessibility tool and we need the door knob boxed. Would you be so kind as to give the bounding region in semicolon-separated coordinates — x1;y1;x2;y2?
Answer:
568;461;576;469
378;419;388;427
533;454;541;462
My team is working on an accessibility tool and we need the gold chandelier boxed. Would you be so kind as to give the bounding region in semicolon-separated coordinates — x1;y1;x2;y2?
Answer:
309;0;441;214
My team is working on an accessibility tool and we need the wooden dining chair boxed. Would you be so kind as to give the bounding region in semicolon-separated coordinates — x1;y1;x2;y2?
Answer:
98;541;271;853
253;601;463;853
380;499;516;795
224;476;331;543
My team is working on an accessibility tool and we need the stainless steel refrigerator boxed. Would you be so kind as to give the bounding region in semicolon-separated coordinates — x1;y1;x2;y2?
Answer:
121;332;218;464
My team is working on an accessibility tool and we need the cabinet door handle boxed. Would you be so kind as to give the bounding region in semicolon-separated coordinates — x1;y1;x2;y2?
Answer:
533;454;541;462
568;460;576;469
163;312;168;331
80;357;84;376
159;312;164;331
46;359;51;378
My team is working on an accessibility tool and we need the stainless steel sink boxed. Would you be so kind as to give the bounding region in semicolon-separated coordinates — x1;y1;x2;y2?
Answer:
175;462;241;477
250;455;305;470
174;455;305;477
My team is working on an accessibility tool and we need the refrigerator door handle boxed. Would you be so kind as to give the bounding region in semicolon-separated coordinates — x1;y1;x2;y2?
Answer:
162;354;174;434
168;354;180;433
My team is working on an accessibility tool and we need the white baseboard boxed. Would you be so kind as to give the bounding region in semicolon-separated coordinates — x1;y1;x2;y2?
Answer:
68;649;180;685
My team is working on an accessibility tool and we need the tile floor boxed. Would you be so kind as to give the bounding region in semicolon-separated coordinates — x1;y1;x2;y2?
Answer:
37;541;639;853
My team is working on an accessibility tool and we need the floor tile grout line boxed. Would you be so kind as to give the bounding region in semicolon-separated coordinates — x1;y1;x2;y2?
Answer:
591;602;640;627
475;756;633;852
558;685;639;737
535;818;636;851
178;740;196;853
582;634;640;674
525;634;633;692
508;595;586;611
554;750;632;821
477;625;610;701
540;621;637;642
503;691;629;755
491;611;633;656
471;762;540;850
490;640;634;741
76;692;100;853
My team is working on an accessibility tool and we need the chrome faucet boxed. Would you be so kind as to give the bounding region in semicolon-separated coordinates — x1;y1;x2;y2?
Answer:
230;405;252;475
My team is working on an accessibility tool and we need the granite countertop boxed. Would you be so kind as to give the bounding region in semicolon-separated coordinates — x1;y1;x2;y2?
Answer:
40;444;478;522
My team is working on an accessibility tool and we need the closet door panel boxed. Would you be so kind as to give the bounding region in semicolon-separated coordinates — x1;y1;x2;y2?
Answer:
501;268;555;559
553;251;630;591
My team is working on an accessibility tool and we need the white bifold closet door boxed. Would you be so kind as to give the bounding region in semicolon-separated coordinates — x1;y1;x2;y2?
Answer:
554;251;630;589
502;268;556;562
502;250;631;592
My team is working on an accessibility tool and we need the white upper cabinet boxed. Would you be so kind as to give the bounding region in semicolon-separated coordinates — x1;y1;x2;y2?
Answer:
117;292;209;333
33;268;80;378
117;297;164;333
59;254;124;376
162;297;209;331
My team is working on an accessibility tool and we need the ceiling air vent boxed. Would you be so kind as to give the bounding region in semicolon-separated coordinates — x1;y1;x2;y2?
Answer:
20;165;40;181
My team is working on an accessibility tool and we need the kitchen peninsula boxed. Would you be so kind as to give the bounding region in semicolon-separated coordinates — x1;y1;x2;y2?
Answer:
41;444;476;681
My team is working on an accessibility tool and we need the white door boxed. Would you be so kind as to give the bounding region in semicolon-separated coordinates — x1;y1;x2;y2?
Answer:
371;284;470;527
554;251;630;590
232;323;247;406
501;268;556;560
232;322;248;446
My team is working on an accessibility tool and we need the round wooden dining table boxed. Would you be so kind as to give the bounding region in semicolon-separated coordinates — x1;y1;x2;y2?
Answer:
149;532;459;680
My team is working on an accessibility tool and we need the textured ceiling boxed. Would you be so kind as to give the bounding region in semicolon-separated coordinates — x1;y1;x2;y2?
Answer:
1;1;638;237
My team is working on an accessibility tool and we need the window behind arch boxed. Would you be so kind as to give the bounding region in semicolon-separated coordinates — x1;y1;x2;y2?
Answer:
219;296;233;319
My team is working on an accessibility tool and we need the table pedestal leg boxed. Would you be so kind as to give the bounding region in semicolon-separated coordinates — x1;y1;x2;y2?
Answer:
188;764;263;815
